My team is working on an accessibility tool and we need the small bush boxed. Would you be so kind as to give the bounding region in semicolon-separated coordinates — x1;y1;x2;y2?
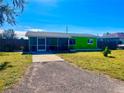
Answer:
20;46;24;52
103;47;111;57
0;62;10;70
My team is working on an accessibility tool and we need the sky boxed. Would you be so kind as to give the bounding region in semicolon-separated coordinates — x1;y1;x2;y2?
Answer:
2;0;124;36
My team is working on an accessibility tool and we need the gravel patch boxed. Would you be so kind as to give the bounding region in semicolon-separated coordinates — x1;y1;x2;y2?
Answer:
4;61;124;93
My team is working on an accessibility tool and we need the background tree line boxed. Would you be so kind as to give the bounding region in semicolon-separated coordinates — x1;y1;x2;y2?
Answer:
0;29;16;39
0;31;28;52
0;29;28;52
0;0;27;52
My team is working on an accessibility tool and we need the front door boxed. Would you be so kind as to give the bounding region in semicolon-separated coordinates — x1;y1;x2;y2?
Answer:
38;37;46;51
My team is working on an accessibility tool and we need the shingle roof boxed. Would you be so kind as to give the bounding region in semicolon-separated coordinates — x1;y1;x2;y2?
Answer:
25;31;97;38
26;31;71;38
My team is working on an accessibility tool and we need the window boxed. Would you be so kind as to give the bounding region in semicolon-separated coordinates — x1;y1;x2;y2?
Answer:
88;39;93;44
38;38;45;45
30;46;37;52
46;38;57;46
30;37;37;45
58;38;69;50
38;46;45;50
69;39;75;45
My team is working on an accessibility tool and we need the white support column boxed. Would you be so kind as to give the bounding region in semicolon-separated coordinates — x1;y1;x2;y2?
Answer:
57;38;59;51
68;38;70;50
37;37;38;52
29;37;30;52
45;37;46;51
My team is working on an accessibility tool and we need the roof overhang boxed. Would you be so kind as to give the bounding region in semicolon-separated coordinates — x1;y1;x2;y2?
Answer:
25;31;97;38
26;31;71;38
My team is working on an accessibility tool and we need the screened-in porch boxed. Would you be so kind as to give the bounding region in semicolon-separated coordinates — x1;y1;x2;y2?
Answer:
29;37;72;52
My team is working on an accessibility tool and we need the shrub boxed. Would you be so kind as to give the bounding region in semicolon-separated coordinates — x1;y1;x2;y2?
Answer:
20;46;24;52
103;47;111;57
0;62;9;70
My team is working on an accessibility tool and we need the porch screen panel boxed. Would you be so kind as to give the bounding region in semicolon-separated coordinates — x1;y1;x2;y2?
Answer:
30;37;37;45
58;38;69;50
46;38;57;51
38;38;45;50
29;37;37;52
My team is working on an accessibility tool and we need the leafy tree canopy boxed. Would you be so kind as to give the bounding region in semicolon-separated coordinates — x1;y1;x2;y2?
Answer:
0;0;25;26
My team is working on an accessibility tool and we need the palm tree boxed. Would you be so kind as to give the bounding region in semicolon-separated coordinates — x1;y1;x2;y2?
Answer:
0;0;25;26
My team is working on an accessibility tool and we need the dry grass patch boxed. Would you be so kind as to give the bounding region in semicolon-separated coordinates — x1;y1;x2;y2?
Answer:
0;52;32;92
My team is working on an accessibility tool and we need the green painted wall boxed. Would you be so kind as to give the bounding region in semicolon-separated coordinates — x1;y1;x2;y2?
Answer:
71;37;97;49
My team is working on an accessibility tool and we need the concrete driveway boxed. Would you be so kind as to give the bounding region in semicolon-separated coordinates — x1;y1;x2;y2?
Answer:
32;54;64;62
4;55;124;93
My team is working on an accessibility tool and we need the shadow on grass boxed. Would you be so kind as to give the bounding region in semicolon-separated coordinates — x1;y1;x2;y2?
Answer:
0;62;13;71
0;53;9;56
108;56;116;58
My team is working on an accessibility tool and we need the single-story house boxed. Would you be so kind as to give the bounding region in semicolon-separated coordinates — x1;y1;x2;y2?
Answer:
97;37;120;49
26;31;98;52
103;32;124;44
118;44;124;49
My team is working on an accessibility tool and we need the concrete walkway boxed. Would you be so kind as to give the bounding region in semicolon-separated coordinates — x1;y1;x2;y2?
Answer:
32;54;64;62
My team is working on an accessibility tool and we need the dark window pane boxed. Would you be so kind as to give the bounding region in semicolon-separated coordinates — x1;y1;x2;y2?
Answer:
38;46;45;50
31;46;37;52
69;39;75;45
88;39;93;44
58;38;69;50
58;46;68;50
30;37;37;45
46;38;57;46
38;38;45;45
47;46;57;51
58;38;68;45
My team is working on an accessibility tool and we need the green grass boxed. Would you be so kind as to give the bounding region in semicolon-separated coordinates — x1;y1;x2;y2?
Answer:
58;50;124;80
0;52;32;92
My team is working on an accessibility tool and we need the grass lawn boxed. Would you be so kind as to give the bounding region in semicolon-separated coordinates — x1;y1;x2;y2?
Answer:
58;50;124;80
0;52;32;92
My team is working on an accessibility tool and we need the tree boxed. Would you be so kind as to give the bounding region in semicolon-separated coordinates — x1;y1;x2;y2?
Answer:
103;47;111;57
106;32;110;35
2;29;16;39
0;0;25;26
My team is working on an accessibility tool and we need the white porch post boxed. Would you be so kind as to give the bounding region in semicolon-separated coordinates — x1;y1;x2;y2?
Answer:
29;37;30;52
68;38;70;50
37;37;38;52
45;37;46;51
57;38;59;51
